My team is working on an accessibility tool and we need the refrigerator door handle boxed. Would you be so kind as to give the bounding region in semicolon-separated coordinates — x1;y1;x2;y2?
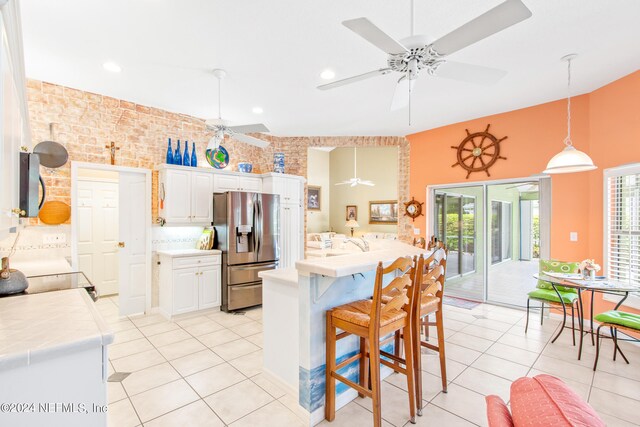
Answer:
256;198;262;256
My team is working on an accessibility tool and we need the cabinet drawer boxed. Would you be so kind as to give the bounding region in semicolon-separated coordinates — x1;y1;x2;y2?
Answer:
173;255;220;269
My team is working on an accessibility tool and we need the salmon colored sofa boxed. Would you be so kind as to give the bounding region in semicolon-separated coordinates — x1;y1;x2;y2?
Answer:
486;374;605;427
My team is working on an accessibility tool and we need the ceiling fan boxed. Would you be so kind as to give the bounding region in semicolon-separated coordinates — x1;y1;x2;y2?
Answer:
335;147;375;187
318;0;532;117
206;69;270;151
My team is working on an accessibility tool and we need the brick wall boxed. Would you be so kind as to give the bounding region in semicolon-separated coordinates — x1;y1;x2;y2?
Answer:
26;80;412;239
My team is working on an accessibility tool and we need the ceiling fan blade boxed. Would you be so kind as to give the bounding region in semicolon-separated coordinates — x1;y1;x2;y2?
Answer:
434;61;507;85
227;123;270;134
230;133;270;148
360;181;375;186
342;18;408;55
334;181;351;186
390;75;416;111
431;0;532;56
350;182;357;187
317;68;391;90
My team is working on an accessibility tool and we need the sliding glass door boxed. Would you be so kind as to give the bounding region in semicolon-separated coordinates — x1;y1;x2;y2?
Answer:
433;187;483;301
430;179;550;306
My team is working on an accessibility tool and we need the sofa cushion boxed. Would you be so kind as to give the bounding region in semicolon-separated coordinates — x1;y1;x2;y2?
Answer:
528;288;579;304
511;374;605;427
537;259;580;292
486;395;514;427
595;310;640;330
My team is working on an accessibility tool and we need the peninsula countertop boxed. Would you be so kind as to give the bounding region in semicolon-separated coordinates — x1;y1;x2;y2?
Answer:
0;289;114;371
295;241;430;277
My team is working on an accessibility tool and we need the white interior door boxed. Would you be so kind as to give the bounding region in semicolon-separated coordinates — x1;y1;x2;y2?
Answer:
118;171;148;316
77;180;119;296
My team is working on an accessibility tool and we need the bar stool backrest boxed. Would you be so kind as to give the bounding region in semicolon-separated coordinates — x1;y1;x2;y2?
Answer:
371;256;418;340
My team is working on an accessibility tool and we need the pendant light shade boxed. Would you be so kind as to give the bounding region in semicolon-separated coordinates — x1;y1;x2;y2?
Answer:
543;54;597;175
543;145;596;174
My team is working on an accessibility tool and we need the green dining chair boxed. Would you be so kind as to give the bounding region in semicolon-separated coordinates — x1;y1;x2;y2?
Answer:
593;310;640;370
525;260;581;345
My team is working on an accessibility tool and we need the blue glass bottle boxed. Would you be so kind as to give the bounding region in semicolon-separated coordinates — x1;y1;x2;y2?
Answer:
166;138;173;164
190;142;197;167
183;141;190;166
174;140;182;165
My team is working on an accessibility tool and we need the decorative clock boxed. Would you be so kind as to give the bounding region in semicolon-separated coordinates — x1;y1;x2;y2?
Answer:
451;124;507;178
403;197;424;222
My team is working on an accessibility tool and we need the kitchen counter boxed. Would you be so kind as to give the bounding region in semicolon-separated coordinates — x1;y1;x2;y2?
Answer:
156;248;221;257
296;240;428;277
0;289;113;426
0;288;113;371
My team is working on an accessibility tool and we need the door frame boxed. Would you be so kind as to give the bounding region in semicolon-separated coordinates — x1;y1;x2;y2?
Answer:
426;176;551;302
70;161;152;312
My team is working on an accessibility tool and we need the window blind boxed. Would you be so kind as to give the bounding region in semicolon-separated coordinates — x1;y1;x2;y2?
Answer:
606;171;640;289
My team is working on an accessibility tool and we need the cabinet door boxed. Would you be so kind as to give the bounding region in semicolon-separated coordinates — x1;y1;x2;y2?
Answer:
172;267;199;315
279;206;291;268
199;264;221;309
240;177;262;192
214;174;239;192
284;179;302;205
163;169;192;224
191;172;214;223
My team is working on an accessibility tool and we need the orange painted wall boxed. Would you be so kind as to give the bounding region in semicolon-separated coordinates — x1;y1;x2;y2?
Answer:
408;70;640;315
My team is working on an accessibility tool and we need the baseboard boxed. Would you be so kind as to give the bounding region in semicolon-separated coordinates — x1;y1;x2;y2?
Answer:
262;367;298;398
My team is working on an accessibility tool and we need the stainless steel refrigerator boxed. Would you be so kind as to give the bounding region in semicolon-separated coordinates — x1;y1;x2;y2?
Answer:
213;191;279;312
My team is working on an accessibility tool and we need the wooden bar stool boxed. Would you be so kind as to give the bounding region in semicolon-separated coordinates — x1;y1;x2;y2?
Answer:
325;256;419;426
413;248;448;415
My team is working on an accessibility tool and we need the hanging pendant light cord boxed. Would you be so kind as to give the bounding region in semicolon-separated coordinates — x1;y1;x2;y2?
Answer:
564;58;573;147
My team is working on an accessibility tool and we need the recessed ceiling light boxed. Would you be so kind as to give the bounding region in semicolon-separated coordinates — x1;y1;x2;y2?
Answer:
252;107;264;114
320;69;335;80
103;62;121;73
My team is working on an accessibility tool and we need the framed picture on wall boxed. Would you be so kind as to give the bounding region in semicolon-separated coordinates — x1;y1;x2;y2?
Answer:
346;205;357;221
369;200;398;224
307;186;321;210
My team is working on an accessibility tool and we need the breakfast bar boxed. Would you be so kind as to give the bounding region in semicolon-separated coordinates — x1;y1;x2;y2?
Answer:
260;241;428;425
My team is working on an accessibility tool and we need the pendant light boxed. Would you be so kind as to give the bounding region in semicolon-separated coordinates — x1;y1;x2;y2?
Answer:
543;54;596;174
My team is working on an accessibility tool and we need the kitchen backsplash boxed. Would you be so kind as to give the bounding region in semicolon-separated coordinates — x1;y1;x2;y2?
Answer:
152;226;205;251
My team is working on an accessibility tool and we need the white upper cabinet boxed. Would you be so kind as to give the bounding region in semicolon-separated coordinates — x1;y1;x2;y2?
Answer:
0;8;30;240
213;174;262;193
159;166;213;225
191;171;214;222
262;174;304;206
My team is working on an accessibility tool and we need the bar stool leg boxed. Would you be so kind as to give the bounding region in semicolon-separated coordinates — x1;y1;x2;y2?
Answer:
435;308;448;393
325;313;336;421
359;337;369;398
414;314;423;416
403;322;417;424
369;333;382;427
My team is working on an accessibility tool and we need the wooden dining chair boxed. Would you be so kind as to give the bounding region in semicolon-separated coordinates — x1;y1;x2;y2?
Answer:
325;256;419;426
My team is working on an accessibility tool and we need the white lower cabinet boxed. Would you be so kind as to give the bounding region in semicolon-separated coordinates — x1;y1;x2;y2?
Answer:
159;251;221;318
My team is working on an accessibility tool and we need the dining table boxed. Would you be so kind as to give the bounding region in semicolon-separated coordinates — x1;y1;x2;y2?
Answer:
533;273;640;361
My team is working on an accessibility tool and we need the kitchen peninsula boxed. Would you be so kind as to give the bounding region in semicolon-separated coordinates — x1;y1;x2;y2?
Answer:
259;240;429;425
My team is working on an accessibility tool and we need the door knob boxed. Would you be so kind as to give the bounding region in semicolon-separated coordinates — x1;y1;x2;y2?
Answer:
11;208;26;216
118;242;126;248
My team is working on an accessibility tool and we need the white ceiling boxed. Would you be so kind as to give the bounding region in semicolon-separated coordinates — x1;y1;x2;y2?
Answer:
20;0;640;136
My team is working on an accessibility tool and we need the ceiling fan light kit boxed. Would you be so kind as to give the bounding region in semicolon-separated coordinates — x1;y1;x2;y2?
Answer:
543;54;597;174
317;0;532;123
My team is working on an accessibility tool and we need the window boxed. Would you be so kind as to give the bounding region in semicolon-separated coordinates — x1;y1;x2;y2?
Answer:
604;163;640;307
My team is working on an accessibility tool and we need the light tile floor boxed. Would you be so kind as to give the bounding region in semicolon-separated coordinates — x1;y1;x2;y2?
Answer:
95;297;640;427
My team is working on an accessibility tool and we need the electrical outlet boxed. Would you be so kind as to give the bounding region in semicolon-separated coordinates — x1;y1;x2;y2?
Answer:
43;233;67;244
413;228;421;235
570;232;578;242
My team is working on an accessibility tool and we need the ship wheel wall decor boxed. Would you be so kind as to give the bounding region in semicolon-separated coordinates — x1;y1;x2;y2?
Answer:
451;124;507;178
